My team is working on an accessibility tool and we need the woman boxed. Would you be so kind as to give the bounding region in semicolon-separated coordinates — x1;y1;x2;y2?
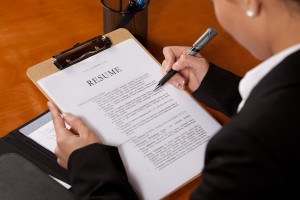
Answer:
48;0;300;199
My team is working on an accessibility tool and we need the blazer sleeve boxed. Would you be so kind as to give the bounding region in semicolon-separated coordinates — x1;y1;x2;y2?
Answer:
192;62;242;117
68;143;139;200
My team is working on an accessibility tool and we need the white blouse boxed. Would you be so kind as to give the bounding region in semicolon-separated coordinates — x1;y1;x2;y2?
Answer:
237;43;300;112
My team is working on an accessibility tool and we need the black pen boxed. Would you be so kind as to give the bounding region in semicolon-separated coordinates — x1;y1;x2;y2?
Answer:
153;27;218;91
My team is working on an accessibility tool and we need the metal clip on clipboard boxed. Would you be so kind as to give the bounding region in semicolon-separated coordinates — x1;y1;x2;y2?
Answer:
53;35;112;70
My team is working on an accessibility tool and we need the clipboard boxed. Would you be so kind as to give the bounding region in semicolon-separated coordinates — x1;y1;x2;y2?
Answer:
27;28;149;91
22;28;221;199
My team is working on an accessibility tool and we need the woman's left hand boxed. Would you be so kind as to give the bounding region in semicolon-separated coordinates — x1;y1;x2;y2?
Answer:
48;102;102;169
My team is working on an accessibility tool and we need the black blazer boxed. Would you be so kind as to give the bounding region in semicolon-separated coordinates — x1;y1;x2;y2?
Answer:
191;49;300;199
68;50;300;200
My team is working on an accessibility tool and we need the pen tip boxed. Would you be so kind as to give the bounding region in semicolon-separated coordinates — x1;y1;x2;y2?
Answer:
153;85;160;92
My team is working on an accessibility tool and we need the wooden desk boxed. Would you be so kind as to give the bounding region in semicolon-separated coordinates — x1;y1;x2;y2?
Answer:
0;0;259;199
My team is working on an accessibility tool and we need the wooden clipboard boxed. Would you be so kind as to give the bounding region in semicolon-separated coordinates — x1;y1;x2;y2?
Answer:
27;28;150;90
24;28;215;199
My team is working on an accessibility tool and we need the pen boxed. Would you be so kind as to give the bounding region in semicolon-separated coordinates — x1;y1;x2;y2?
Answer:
153;27;218;91
117;0;147;29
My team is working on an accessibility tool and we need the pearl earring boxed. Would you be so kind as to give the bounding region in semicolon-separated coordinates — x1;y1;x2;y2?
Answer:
246;9;255;18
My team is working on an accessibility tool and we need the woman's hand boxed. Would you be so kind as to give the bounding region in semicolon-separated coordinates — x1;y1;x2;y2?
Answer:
161;46;210;92
48;102;102;169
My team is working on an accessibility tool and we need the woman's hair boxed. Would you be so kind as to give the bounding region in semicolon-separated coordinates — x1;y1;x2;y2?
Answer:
289;0;300;3
284;0;300;10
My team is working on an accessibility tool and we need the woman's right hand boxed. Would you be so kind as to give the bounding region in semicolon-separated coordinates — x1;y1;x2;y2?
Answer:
161;46;210;92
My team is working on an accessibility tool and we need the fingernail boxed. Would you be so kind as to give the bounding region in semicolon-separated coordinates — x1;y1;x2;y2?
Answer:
62;112;73;119
61;113;68;119
178;84;184;90
47;101;52;107
161;60;167;68
173;62;178;70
